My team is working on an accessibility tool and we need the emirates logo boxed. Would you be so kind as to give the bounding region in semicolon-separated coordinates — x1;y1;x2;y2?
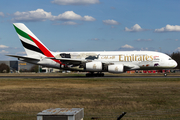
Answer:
115;67;118;71
93;64;97;69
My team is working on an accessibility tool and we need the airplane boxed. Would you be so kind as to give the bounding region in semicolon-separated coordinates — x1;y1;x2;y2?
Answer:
7;23;177;77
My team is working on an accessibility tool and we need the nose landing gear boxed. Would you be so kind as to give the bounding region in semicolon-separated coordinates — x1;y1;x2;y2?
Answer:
164;73;167;77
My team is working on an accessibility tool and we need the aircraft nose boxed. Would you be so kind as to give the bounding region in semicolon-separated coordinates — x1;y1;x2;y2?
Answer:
173;60;178;68
169;59;177;68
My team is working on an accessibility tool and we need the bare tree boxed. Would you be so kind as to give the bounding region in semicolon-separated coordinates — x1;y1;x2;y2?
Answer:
30;65;39;73
0;63;10;73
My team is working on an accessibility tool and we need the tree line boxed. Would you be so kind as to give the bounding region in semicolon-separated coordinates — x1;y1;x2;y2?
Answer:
0;64;39;73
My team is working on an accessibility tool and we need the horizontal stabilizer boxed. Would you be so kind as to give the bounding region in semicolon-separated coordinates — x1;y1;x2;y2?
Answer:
6;55;40;61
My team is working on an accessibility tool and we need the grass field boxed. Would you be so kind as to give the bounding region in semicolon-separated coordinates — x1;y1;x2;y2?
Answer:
0;74;180;119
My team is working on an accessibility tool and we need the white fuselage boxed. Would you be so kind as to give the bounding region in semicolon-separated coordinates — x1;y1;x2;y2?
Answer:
34;51;177;72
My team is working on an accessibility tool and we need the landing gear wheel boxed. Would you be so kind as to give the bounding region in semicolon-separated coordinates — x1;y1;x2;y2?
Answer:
86;72;94;77
86;73;92;77
164;73;167;77
100;73;104;77
86;73;104;77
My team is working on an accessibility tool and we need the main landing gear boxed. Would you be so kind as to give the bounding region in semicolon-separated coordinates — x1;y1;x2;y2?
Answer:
86;72;104;77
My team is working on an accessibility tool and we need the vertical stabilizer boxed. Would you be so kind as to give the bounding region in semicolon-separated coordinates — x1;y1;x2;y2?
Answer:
13;23;61;64
13;23;52;57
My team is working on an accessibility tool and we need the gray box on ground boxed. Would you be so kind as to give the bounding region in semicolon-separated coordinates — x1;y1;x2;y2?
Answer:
37;108;84;120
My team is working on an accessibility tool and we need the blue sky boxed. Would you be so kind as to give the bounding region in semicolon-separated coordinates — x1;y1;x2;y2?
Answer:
0;0;180;60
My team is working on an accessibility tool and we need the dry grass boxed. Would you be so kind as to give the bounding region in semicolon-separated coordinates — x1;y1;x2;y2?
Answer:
0;77;180;119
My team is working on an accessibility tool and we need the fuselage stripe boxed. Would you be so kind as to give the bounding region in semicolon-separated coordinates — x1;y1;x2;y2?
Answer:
28;35;62;64
14;25;33;42
20;39;45;55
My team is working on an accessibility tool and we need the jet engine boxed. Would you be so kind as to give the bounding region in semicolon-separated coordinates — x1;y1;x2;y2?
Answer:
108;64;124;73
85;62;102;71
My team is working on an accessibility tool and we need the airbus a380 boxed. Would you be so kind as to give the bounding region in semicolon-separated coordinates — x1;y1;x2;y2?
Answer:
7;23;177;77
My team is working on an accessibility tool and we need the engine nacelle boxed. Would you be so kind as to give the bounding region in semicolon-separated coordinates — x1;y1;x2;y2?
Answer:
108;64;124;73
85;62;102;72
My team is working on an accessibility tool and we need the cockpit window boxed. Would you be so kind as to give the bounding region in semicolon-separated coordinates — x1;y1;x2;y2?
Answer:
169;58;172;60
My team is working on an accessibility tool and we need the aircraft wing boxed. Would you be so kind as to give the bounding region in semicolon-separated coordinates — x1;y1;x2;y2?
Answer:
47;57;140;70
46;57;92;65
123;63;140;70
6;55;40;61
